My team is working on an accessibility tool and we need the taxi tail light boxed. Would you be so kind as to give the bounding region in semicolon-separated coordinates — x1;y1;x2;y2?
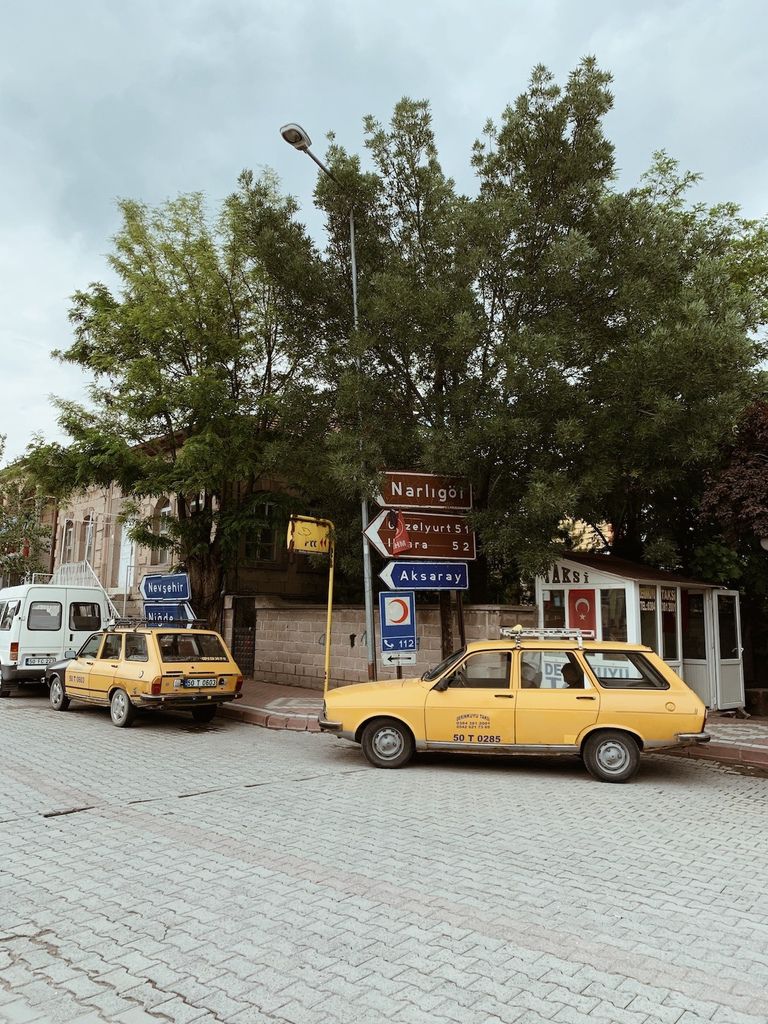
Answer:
151;678;162;695
10;642;18;661
235;674;243;693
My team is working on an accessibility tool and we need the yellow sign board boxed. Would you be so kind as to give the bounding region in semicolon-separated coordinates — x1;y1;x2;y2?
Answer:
287;516;331;555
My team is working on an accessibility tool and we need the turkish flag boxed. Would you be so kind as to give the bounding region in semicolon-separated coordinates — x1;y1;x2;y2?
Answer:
568;589;596;635
391;511;412;555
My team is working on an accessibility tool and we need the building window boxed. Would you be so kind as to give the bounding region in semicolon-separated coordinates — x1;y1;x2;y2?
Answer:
640;585;658;652
79;513;95;563
151;498;172;566
543;589;565;628
61;520;75;563
600;589;627;642
244;505;277;564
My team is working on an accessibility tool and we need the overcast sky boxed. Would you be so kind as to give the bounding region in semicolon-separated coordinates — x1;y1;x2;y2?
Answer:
1;0;767;465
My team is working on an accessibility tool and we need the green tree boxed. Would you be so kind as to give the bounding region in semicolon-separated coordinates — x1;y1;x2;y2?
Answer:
0;443;51;585
27;181;329;623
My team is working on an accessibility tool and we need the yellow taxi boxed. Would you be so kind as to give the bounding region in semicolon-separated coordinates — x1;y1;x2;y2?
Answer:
46;623;243;727
319;628;710;783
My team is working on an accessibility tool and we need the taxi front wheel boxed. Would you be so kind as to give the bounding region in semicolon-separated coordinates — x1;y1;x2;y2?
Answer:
582;731;640;783
110;688;136;728
49;675;70;712
361;718;415;769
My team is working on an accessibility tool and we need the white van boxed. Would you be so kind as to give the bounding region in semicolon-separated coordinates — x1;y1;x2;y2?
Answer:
0;584;112;697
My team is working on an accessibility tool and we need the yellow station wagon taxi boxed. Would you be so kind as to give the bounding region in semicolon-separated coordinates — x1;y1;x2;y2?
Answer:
46;623;243;727
319;628;710;783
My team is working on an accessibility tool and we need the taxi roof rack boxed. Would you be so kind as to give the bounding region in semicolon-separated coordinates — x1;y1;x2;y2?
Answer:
500;626;595;648
106;617;209;631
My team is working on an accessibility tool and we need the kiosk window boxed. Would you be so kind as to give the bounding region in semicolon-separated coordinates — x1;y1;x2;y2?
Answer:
662;588;678;661
640;586;658;652
600;590;627;642
682;592;706;660
28;602;62;631
543;590;565;628
69;602;101;631
718;596;739;659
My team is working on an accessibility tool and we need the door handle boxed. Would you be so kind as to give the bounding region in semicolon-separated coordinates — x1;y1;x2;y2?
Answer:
576;695;596;700
494;694;515;699
110;663;119;668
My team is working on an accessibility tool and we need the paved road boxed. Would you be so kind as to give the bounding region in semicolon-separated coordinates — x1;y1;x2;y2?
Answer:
1;691;767;1024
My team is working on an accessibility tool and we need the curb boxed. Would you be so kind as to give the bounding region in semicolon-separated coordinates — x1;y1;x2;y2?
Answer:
664;744;768;771
219;704;321;732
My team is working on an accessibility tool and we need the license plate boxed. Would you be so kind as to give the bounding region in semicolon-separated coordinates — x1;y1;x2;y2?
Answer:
26;657;54;667
182;677;218;688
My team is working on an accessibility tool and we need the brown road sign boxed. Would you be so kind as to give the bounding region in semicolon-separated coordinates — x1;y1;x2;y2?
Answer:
364;509;476;561
375;471;472;512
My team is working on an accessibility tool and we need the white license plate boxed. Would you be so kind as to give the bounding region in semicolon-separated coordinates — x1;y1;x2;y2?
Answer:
26;657;54;667
182;678;218;688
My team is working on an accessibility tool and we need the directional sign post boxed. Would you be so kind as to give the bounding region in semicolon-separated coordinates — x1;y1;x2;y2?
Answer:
139;573;191;603
380;561;469;591
381;651;417;667
375;472;472;512
143;602;195;624
378;591;417;657
365;510;476;561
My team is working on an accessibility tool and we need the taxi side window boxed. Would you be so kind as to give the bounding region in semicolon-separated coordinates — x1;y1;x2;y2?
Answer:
520;652;586;689
445;652;511;689
99;634;122;660
125;635;148;662
78;634;102;658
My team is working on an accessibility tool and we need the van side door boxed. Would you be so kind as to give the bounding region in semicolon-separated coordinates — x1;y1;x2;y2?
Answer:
66;595;103;652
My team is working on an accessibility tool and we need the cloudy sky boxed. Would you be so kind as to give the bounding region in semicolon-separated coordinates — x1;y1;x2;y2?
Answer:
1;0;766;465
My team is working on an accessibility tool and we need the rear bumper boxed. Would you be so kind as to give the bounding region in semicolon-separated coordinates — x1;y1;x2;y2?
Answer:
646;731;711;750
137;692;242;709
318;716;343;733
1;664;50;683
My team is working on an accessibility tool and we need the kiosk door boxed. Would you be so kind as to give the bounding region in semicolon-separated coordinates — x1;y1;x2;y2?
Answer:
714;591;744;710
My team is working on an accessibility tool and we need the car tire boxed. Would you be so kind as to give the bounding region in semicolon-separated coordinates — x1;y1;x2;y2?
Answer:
582;731;640;783
110;688;136;728
360;718;415;769
191;706;217;724
49;675;70;712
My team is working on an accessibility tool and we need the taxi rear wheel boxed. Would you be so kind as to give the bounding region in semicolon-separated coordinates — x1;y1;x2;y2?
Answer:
582;731;640;783
361;718;415;769
110;688;136;728
49;675;70;712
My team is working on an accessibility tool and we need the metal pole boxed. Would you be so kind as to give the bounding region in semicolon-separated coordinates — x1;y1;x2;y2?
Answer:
349;208;376;680
324;536;335;695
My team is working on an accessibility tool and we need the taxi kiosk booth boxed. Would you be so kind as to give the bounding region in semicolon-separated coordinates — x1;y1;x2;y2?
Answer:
534;553;744;711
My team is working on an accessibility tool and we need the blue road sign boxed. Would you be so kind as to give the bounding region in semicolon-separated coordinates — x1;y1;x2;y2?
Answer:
379;591;417;653
143;602;195;624
139;573;191;602
379;560;469;591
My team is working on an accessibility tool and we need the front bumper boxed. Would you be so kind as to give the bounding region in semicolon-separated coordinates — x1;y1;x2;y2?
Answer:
137;692;242;709
318;716;343;733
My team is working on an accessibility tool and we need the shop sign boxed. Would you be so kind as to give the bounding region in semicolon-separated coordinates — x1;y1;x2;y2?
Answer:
287;515;332;555
661;587;676;613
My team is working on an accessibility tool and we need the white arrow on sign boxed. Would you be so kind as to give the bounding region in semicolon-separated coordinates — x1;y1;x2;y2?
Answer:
381;651;417;666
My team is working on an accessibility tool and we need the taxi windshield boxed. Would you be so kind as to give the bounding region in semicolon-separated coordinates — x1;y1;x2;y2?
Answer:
421;647;466;682
157;632;229;663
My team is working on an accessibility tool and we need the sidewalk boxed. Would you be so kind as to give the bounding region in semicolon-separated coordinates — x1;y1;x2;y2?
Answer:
220;680;768;771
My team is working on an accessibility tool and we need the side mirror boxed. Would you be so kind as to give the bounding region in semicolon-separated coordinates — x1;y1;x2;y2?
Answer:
64;649;77;660
433;675;452;692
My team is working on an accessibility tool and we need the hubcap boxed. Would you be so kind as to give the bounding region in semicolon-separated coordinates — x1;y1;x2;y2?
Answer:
51;680;62;705
372;727;404;760
596;740;630;774
112;692;127;721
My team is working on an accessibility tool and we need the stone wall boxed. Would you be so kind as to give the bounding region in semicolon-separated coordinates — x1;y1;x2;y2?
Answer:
248;598;537;689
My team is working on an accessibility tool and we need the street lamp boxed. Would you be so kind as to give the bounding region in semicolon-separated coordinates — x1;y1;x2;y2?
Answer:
280;122;377;680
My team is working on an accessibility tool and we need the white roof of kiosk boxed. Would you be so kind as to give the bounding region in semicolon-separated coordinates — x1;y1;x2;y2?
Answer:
548;553;721;589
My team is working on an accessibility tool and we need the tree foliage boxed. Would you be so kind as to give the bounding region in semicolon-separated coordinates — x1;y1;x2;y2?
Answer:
0;441;51;584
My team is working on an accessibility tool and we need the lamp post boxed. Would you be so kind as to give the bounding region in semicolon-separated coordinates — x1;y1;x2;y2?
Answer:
280;123;377;680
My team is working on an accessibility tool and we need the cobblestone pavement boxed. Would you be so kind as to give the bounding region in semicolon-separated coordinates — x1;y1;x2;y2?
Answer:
1;691;768;1024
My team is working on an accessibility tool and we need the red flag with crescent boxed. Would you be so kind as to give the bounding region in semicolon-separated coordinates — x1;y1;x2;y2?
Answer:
390;510;412;555
568;589;596;634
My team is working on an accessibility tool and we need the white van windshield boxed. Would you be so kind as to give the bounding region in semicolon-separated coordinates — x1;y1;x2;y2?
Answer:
0;600;20;631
